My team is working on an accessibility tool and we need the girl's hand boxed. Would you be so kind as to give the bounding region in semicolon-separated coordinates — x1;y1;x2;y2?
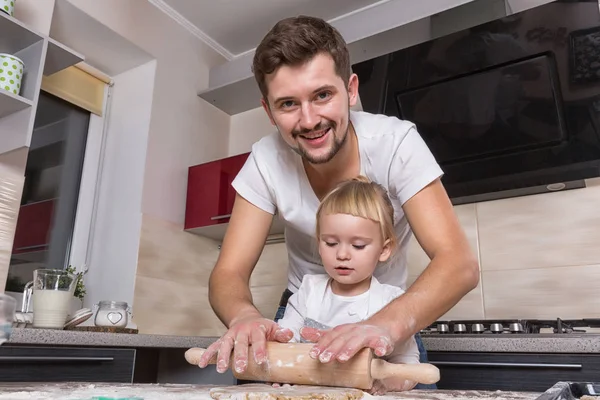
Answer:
370;378;417;395
369;380;388;396
270;383;293;389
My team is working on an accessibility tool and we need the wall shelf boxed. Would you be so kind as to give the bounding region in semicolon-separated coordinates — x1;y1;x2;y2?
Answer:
0;10;44;55
44;37;84;76
0;89;32;118
0;7;85;155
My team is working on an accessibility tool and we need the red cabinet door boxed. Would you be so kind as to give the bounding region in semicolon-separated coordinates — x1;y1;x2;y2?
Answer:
185;152;250;230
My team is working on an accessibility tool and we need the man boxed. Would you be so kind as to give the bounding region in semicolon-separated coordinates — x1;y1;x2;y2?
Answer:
197;15;479;388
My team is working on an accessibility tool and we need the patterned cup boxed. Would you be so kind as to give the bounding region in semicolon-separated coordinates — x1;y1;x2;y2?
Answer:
0;0;15;16
0;53;24;96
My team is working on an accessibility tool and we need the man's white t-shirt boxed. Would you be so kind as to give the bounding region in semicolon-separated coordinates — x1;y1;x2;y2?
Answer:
231;111;443;292
277;274;420;365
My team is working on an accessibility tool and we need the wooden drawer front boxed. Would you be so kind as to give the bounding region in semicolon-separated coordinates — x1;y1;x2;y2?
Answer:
0;346;135;383
428;352;600;392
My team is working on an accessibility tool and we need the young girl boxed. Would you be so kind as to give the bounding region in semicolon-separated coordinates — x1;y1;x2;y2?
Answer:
277;175;420;395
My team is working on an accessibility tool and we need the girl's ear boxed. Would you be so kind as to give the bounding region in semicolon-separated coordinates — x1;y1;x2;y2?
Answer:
379;239;392;262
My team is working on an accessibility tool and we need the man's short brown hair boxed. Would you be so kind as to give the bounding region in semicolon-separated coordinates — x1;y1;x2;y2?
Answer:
252;15;351;101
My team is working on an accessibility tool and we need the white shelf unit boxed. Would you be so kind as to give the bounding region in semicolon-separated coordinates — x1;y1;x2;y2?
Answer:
0;10;84;155
45;37;84;76
0;89;33;118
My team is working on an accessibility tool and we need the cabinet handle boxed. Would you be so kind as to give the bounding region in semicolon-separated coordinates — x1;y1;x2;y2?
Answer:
210;214;232;220
0;356;114;363
431;361;582;369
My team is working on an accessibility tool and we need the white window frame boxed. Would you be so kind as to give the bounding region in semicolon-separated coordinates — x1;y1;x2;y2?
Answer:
68;83;112;276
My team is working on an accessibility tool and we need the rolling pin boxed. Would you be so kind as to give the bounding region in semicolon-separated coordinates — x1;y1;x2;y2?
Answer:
185;342;440;390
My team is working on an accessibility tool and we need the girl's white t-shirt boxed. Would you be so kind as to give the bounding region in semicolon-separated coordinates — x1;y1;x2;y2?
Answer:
277;274;420;365
231;111;443;292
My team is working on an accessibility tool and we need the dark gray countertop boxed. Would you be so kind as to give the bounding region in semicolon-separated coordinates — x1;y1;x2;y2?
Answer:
7;328;218;349
7;328;600;353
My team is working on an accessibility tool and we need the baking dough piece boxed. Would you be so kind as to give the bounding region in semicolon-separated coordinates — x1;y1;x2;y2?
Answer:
209;384;365;400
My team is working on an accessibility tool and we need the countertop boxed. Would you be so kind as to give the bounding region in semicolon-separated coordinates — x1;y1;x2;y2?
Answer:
7;328;600;353
7;328;218;349
0;382;543;400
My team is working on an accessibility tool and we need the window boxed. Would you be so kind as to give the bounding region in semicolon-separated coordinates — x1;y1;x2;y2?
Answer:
5;92;91;294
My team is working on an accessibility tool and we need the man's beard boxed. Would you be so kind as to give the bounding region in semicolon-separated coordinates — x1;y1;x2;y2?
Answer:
287;117;349;165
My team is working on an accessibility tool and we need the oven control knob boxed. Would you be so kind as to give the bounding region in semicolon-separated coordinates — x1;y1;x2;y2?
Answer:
509;322;524;333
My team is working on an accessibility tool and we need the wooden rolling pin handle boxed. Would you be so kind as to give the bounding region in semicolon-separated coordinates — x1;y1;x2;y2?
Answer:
185;347;216;366
370;359;440;384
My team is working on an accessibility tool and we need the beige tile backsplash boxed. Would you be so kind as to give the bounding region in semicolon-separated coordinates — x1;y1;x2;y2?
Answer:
134;213;287;336
407;203;485;320
482;264;600;319
407;177;600;320
135;177;600;335
477;178;600;271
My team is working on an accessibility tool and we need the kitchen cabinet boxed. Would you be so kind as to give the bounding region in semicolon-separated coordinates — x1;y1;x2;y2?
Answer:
0;346;135;383
11;199;55;255
184;152;286;242
184;152;249;235
429;351;600;392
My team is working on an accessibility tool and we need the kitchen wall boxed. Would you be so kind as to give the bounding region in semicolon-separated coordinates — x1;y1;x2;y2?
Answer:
228;107;274;157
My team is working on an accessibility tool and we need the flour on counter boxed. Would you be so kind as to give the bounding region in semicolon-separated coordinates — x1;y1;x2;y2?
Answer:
0;383;542;400
209;384;364;399
0;383;215;400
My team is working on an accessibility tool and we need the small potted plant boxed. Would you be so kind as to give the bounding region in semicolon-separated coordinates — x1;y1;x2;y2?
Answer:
66;265;87;313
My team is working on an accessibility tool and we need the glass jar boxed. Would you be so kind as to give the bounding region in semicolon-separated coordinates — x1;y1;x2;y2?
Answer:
94;301;130;328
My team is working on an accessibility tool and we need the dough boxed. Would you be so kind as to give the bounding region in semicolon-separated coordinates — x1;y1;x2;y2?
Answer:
209;384;365;400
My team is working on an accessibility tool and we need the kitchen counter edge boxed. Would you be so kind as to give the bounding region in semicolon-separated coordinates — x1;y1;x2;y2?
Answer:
7;328;219;349
7;329;600;353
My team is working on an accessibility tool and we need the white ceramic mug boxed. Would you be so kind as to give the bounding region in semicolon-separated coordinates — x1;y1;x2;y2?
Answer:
0;0;15;16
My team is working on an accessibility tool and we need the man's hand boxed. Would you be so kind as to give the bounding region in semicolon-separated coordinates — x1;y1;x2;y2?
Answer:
197;314;293;374
299;321;394;363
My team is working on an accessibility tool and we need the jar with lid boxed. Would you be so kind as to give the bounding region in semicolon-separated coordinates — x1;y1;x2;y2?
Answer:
94;301;130;328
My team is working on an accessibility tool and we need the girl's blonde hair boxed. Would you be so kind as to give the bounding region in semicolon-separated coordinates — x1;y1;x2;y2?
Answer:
316;175;396;250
